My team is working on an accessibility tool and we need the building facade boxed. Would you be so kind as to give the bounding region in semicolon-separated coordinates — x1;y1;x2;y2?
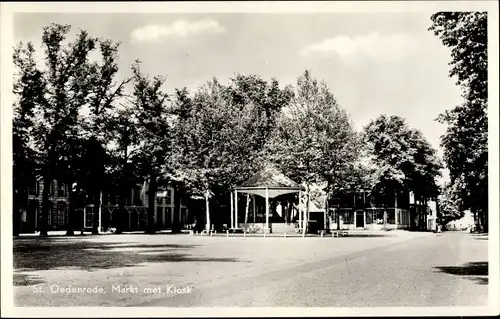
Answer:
329;189;412;230
19;177;188;233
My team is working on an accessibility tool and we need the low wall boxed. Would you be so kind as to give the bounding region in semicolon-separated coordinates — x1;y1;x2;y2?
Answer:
330;223;410;230
238;222;297;234
237;222;410;233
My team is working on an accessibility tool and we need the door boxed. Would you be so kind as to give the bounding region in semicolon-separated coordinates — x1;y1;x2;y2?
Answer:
84;206;94;228
355;210;365;228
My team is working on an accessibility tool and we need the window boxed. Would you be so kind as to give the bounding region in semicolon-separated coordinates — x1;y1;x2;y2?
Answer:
165;207;172;227
165;190;173;205
338;210;354;224
29;179;40;196
365;193;375;208
133;186;143;206
48;202;54;226
56;202;66;226
365;210;374;224
387;209;395;224
157;207;164;228
102;193;109;205
125;188;132;206
373;209;385;225
354;192;366;209
156;196;164;205
49;180;54;195
28;200;39;229
84;207;93;228
110;193;117;206
57;182;66;197
181;208;187;224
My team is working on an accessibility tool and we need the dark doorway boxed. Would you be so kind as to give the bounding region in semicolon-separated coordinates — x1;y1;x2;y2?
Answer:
356;210;365;228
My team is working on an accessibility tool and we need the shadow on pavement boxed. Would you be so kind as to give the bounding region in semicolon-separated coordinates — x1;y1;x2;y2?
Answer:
13;273;45;286
13;238;245;276
434;262;488;285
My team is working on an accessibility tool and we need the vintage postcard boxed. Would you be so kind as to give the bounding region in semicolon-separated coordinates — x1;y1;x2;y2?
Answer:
1;1;498;317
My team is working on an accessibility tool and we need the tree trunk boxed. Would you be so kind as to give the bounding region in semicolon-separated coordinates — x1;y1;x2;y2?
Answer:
91;140;104;235
286;200;293;224
336;208;341;230
91;189;101;235
253;195;256;223
424;197;428;231
115;142;129;235
205;190;211;232
302;184;310;236
66;179;75;236
115;189;126;234
13;189;22;236
383;209;387;230
39;171;51;237
91;171;103;235
172;187;182;233
482;210;488;233
244;194;250;224
146;175;157;234
324;193;328;231
270;200;277;223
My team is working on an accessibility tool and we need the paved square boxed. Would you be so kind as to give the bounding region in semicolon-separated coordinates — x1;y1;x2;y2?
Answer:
13;231;487;307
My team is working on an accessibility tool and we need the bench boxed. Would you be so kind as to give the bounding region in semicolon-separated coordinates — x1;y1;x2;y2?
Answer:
331;230;349;237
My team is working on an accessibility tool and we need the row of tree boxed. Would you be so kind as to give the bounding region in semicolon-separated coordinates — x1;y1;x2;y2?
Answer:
13;23;443;236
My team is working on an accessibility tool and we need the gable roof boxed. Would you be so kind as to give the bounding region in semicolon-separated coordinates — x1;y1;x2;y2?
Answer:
237;164;301;189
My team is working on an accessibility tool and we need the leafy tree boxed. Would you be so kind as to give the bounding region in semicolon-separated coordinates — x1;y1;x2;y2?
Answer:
129;60;172;234
55;133;86;235
363;115;442;229
437;182;465;227
225;74;294;151
106;106;139;233
429;12;488;231
80;38;129;234
169;88;197;232
171;75;293;232
12;42;45;236
172;80;238;231
13;24;128;236
13;24;98;236
173;79;259;231
268;70;358;235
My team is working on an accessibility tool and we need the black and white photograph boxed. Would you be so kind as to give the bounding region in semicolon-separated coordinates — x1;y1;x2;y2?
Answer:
1;1;498;317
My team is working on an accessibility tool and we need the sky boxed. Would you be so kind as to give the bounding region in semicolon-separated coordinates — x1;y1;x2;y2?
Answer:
13;12;464;183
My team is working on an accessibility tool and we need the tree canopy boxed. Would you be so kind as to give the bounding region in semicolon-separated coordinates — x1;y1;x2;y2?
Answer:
429;12;488;231
267;70;359;233
363;115;442;202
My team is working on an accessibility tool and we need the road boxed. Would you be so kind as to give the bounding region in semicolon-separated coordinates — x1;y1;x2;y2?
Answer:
142;232;488;307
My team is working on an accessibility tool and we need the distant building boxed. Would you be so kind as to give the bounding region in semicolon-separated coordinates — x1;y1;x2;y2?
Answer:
21;177;70;233
18;177;188;233
329;189;431;230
